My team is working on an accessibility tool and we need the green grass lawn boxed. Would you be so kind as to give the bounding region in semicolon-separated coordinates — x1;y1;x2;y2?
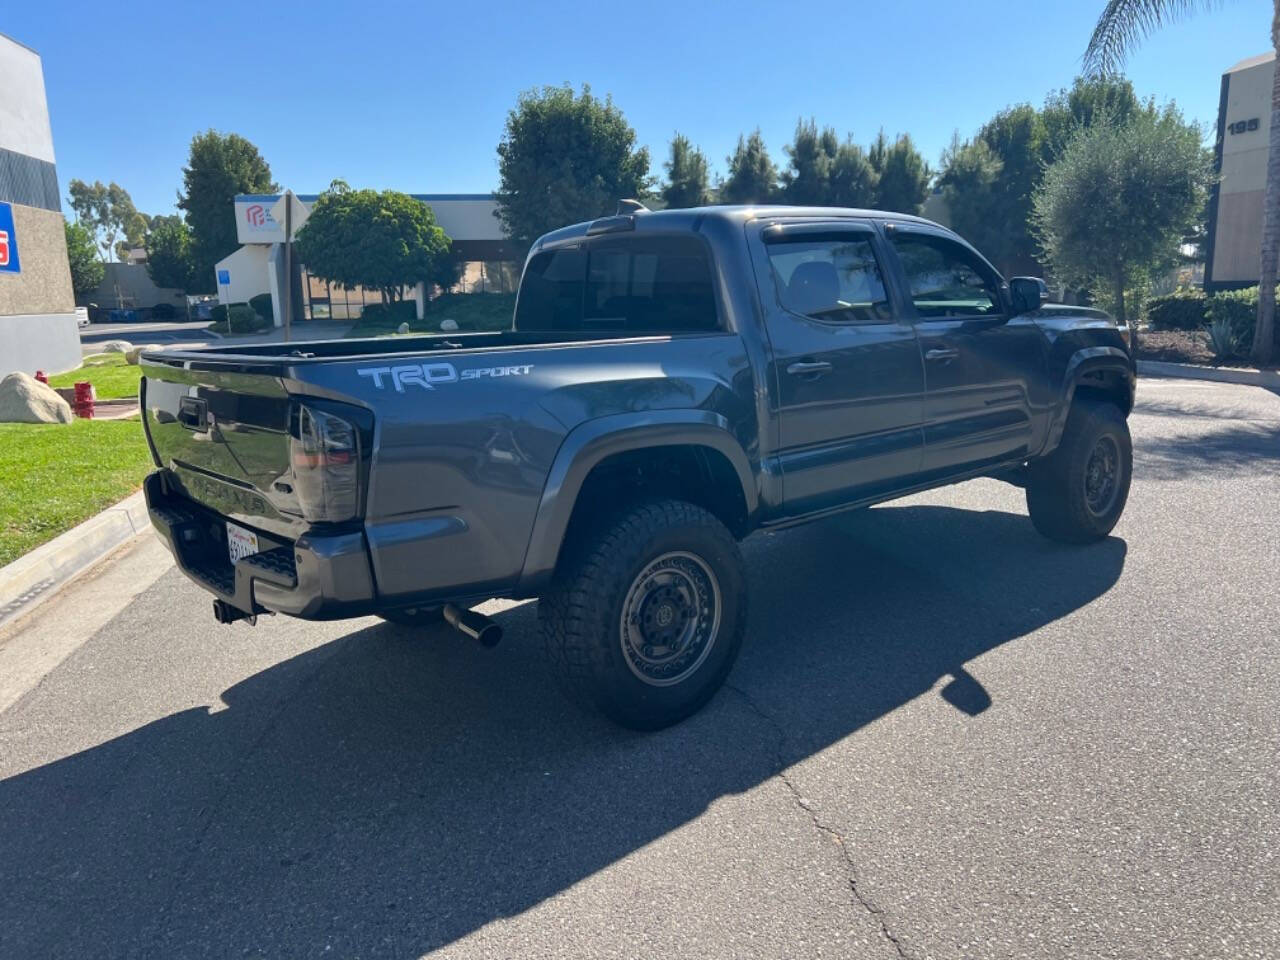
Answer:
346;293;516;338
0;419;154;567
47;353;142;400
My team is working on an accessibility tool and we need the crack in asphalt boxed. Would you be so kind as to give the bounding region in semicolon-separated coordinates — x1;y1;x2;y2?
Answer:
726;682;915;960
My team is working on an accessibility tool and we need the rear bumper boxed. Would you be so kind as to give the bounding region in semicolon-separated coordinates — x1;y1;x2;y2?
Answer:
144;470;376;619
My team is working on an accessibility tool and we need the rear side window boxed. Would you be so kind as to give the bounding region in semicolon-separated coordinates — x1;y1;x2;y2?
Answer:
766;234;891;323
889;232;1002;318
514;248;586;330
515;236;718;334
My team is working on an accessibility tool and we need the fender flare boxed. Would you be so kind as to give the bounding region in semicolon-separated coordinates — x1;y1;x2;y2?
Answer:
1044;347;1135;453
516;410;757;594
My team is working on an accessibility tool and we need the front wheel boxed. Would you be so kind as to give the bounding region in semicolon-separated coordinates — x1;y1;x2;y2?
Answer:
1026;399;1132;544
539;499;747;730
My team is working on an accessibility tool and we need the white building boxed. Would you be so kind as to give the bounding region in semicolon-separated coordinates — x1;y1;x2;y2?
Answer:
0;32;78;376
216;193;519;326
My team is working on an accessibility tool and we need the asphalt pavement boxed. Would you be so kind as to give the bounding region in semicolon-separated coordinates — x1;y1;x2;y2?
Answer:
0;377;1276;959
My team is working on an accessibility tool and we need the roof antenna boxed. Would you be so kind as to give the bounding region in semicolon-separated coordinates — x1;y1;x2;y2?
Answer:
616;198;649;215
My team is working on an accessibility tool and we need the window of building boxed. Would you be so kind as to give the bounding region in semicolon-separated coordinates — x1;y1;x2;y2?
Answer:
766;233;891;323
889;232;1002;319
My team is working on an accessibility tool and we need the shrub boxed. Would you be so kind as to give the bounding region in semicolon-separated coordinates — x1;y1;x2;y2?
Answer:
1206;317;1242;360
210;303;228;326
227;303;266;332
1147;289;1206;331
1205;287;1262;351
358;300;418;325
150;302;178;320
249;292;274;322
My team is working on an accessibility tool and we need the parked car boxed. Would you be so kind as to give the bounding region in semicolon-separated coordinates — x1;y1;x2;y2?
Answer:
138;204;1135;729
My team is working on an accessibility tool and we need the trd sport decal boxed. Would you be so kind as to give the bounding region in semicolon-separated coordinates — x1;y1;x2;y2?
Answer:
356;363;534;392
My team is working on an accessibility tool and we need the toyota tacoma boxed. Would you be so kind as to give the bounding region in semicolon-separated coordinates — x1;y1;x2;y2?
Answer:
139;204;1135;729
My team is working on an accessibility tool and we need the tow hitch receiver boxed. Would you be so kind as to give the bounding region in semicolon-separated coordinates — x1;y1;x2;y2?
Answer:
212;599;257;626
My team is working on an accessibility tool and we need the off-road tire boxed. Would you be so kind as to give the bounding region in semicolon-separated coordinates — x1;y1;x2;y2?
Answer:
539;499;747;730
377;606;445;627
1026;398;1132;544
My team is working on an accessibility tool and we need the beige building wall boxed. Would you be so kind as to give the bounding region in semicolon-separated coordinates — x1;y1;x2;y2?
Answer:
0;203;74;316
1208;51;1275;287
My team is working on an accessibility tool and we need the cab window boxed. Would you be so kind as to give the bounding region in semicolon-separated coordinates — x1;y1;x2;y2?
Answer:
515;236;718;334
889;232;1002;319
766;234;892;324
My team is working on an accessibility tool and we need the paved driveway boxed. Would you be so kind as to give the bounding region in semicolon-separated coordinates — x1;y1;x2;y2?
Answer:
0;378;1276;959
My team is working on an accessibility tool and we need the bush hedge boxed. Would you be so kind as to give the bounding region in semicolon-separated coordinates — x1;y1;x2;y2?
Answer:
358;300;418;326
249;292;274;322
1204;287;1259;351
1147;290;1207;331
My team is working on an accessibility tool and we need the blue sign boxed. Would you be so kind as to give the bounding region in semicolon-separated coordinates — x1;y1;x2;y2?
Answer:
217;269;230;285
0;201;19;274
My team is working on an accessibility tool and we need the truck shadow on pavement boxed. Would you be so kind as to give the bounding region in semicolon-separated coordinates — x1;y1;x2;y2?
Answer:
0;505;1126;958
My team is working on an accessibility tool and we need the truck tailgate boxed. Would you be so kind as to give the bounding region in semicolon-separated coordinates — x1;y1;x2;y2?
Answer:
141;359;305;538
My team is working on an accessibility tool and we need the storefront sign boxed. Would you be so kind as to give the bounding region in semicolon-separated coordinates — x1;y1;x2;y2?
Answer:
0;201;20;274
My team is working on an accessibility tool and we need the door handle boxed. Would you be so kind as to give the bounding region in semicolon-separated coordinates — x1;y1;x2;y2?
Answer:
786;360;833;377
925;348;959;361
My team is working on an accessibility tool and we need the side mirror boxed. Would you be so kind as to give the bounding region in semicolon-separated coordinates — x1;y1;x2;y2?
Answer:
1009;277;1049;314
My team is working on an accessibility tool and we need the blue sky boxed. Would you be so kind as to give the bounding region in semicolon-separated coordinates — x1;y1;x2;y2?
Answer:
7;0;1273;216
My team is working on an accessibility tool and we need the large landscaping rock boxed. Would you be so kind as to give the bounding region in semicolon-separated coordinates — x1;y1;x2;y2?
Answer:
0;372;74;424
101;340;132;353
125;344;161;365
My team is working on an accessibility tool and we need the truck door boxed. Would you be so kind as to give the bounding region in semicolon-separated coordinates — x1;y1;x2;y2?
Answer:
884;225;1045;478
752;221;926;513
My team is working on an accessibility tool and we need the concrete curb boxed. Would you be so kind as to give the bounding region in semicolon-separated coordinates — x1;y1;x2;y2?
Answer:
0;490;151;628
1138;360;1280;390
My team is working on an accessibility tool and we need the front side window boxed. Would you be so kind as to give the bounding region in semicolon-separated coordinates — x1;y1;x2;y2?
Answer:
889;232;1002;319
766;234;891;323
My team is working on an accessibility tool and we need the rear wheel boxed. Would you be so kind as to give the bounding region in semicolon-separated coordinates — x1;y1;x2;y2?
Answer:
1026;399;1132;543
539;499;747;730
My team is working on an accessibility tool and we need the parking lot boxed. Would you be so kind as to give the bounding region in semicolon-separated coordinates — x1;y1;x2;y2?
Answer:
1;376;1277;959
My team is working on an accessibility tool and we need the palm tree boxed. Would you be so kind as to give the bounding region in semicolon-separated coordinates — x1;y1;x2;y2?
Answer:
1085;0;1280;365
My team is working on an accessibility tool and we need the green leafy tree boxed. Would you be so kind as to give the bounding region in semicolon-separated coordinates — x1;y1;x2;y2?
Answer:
720;129;779;204
977;104;1047;273
1033;104;1212;327
938;135;1004;264
145;215;198;292
63;219;104;296
661;133;712;209
828;139;879;208
872;132;929;214
66;179;137;262
1042;76;1141;158
178;131;275;293
295;181;459;304
781;119;840;204
1084;0;1279;363
495;85;651;246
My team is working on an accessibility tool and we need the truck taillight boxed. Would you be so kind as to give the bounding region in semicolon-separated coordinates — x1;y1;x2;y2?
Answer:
291;404;360;523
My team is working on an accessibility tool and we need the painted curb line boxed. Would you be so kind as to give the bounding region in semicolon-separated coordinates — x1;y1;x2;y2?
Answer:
0;490;151;628
1138;360;1280;390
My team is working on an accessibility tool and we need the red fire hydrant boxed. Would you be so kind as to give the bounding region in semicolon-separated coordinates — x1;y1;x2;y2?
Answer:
34;370;48;384
73;381;95;419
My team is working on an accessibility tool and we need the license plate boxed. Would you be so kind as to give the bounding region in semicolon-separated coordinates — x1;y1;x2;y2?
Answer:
226;522;260;564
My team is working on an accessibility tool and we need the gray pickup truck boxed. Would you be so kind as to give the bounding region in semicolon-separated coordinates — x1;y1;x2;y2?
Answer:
140;203;1135;729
